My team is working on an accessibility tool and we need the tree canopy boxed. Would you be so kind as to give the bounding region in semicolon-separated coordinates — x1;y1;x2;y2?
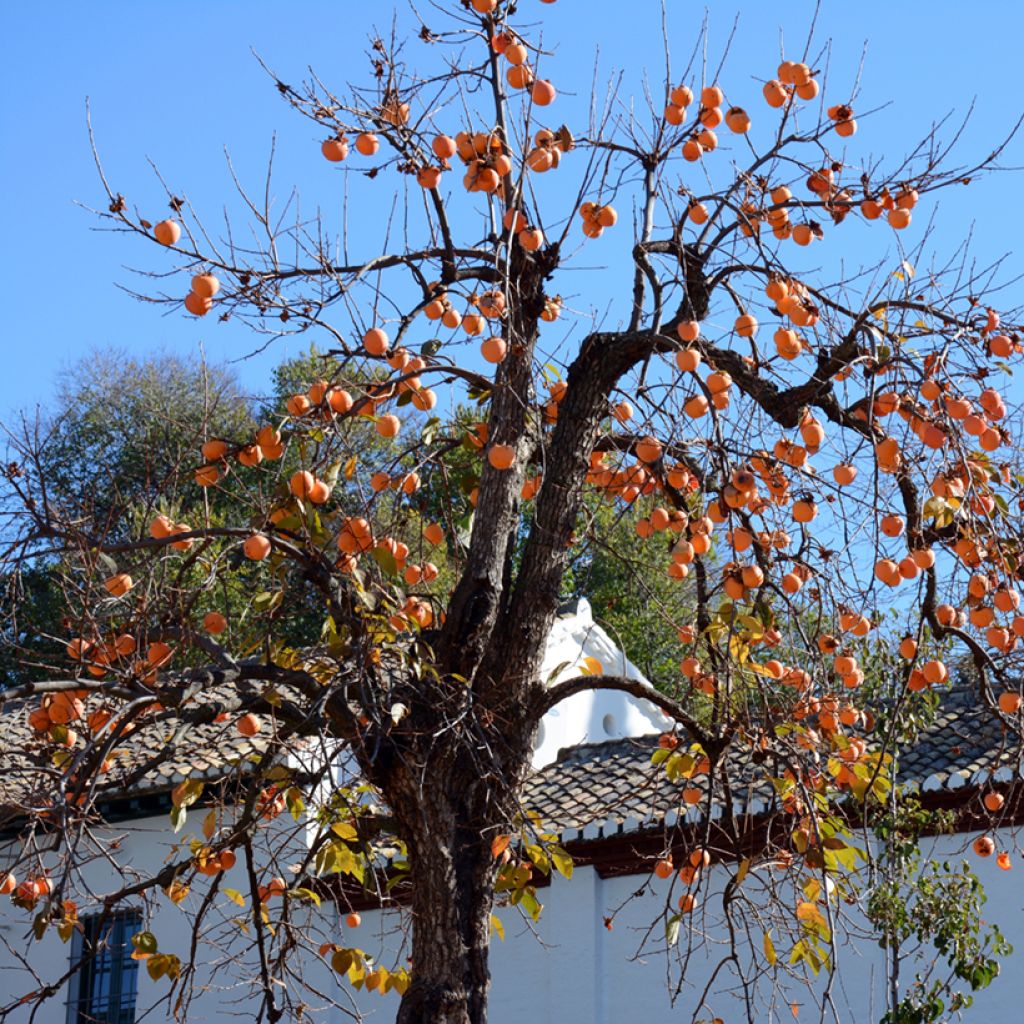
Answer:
2;2;1024;1023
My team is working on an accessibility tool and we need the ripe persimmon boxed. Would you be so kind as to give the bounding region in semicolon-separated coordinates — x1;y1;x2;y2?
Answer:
203;611;227;634
103;574;133;598
488;444;515;470
700;86;723;108
417;166;442;190
150;514;174;539
244;534;272;561
763;80;788;107
670;85;694;107
688;201;709;223
519;226;544;251
201;439;229;462
681;138;703;162
237;714;261;737
984;792;1005;813
191;273;220;299
363;327;389;356
376;415;401;438
481;336;507;363
725;107;751;133
735;314;757;337
184;292;212;317
195;465;219;487
154;219;181;246
635;437;663;464
676;320;700;343
531;80;557;106
321;138;350;162
998;691;1022;714
506;65;534;90
355;132;380;156
888;209;911;229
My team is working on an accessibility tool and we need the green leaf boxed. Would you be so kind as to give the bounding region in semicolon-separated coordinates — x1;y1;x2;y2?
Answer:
252;590;283;614
518;887;543;922
170;805;187;833
371;546;398;577
289;887;321;907
285;787;305;822
666;914;681;947
550;846;574;880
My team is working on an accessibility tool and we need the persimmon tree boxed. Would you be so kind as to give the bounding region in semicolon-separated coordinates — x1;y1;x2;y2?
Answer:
3;1;1024;1023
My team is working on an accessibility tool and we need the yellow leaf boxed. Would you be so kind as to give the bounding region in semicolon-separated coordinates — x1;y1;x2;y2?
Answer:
764;930;777;966
165;881;190;906
223;888;245;907
490;914;505;941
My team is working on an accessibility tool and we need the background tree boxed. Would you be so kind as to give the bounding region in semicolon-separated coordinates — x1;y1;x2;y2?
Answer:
2;2;1024;1023
0;351;251;685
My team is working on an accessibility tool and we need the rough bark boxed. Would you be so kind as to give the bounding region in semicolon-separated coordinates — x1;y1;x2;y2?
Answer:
387;748;514;1024
392;800;493;1024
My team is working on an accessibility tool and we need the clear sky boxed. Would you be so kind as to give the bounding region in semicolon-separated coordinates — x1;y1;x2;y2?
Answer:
4;0;1024;420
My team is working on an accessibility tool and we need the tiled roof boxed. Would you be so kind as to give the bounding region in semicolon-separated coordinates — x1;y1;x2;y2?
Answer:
3;682;1021;841
897;684;1024;791
0;687;272;825
522;687;1024;844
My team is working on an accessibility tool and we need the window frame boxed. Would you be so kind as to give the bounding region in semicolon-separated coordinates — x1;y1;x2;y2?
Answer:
66;909;142;1024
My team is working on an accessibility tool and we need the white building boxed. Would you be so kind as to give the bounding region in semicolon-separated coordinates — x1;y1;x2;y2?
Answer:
2;600;1022;1024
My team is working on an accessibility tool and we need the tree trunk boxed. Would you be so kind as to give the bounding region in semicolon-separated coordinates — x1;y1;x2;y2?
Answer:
394;785;498;1024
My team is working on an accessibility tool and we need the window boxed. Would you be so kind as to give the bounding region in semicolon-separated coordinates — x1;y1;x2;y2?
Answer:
67;910;142;1024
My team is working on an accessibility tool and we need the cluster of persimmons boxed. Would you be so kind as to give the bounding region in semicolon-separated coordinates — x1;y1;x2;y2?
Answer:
16;1;1024;948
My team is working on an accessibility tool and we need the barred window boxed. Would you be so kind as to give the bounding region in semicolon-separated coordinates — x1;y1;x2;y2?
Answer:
66;910;141;1024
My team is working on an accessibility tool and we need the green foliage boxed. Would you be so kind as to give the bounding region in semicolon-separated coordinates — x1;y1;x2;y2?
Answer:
563;494;697;685
869;796;1012;1024
1;350;253;685
47;348;253;529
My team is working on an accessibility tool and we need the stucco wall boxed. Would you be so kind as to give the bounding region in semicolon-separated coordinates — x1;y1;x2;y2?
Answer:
2;817;1022;1024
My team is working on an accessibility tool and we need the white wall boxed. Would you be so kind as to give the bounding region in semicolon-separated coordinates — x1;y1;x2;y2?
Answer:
341;829;1024;1024
0;808;340;1024
4;815;1023;1024
533;598;671;767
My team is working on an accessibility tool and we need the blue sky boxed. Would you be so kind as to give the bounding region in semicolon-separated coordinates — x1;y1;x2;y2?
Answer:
4;0;1024;419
